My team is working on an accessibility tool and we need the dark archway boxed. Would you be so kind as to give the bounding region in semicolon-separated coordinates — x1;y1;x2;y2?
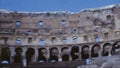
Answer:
1;47;11;64
26;48;35;64
103;43;111;56
50;47;58;62
70;46;79;60
91;44;100;57
61;47;69;61
81;45;89;59
13;47;23;63
111;41;120;55
61;47;68;52
38;48;47;62
62;54;69;61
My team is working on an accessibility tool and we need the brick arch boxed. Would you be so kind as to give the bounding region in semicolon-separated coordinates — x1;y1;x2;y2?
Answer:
91;44;100;57
49;47;58;62
111;41;120;55
1;47;11;63
70;46;79;60
38;48;47;62
61;47;68;52
81;45;89;59
61;47;69;61
103;43;111;56
13;47;23;63
26;47;35;64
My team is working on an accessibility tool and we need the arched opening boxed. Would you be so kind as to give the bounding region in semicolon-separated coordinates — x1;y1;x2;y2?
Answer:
13;47;23;63
91;44;100;57
70;46;79;60
61;47;68;52
62;54;69;61
111;41;120;55
81;45;89;59
38;48;47;62
61;47;69;61
103;43;111;56
26;48;35;64
49;47;58;62
1;47;10;64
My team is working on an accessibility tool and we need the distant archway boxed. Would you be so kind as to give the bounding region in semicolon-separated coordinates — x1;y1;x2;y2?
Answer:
13;47;22;63
26;48;35;64
61;47;69;61
81;45;89;59
38;48;47;62
61;47;68;52
103;43;111;56
111;41;120;55
91;44;100;57
70;46;79;60
1;47;11;63
50;47;58;62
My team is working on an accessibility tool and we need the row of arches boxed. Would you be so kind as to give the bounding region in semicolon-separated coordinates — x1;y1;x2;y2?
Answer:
0;41;120;64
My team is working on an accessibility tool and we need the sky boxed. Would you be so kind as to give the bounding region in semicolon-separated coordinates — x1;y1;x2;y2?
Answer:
0;0;120;12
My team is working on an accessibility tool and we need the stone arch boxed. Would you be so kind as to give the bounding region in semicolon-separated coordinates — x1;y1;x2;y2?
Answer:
26;48;35;64
13;47;23;63
81;45;89;59
103;43;111;56
38;48;47;62
70;46;79;60
61;47;69;61
1;47;11;64
91;44;100;57
49;47;58;62
61;47;68;52
111;41;120;55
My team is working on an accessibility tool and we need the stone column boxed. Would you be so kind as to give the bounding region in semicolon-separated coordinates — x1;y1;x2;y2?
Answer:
10;47;16;63
68;47;72;61
58;47;62;62
22;47;27;67
99;44;103;57
88;45;92;64
33;47;38;62
89;45;92;58
46;46;50;62
108;45;112;56
79;46;82;60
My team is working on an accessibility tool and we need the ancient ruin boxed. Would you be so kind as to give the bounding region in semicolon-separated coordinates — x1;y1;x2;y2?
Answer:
0;4;120;68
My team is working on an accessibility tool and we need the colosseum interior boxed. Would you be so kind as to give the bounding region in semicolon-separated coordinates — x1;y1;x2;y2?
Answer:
0;4;120;68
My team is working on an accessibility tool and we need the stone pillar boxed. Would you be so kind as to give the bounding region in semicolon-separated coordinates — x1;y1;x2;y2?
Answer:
88;45;92;64
58;47;62;62
21;47;27;67
33;47;38;62
46;46;50;62
10;47;16;63
108;46;112;56
89;45;92;58
68;47;72;61
99;44;103;57
79;46;82;60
